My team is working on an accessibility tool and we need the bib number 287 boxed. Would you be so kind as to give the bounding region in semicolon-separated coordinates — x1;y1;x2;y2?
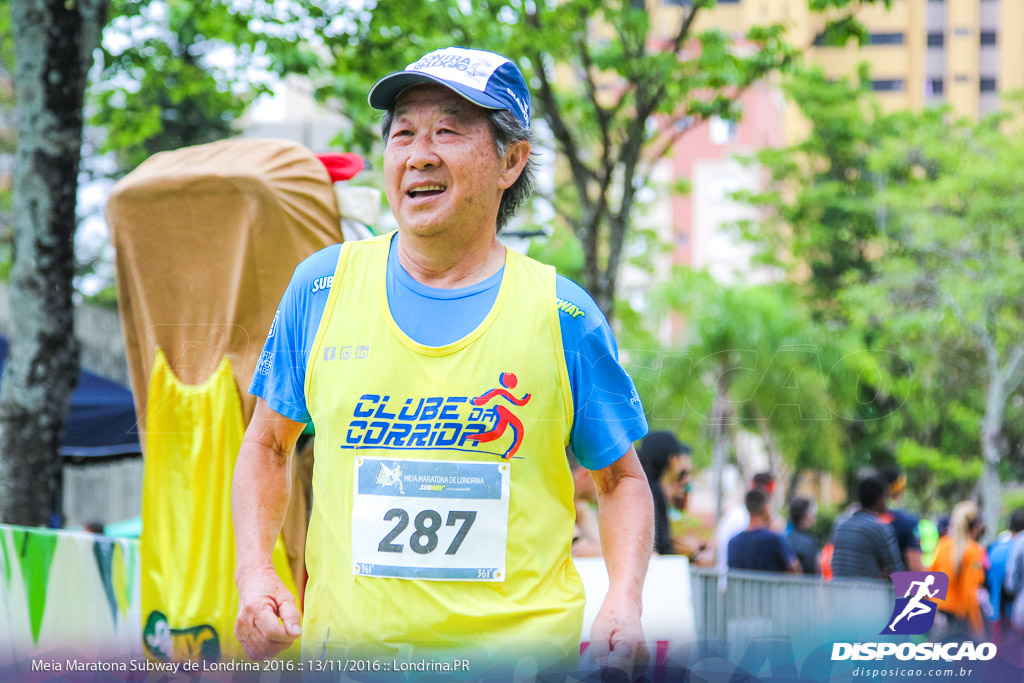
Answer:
377;508;476;556
351;457;509;581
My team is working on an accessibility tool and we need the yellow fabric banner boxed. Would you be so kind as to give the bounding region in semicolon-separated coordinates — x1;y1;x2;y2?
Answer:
140;349;298;662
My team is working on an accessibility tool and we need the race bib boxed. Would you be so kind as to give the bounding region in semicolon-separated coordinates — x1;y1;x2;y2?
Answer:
351;457;511;581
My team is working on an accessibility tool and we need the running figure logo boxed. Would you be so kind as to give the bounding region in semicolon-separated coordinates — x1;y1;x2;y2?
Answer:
882;571;949;635
376;463;405;494
465;372;531;460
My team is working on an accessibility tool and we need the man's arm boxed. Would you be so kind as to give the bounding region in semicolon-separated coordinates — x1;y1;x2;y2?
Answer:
232;398;307;660
587;445;654;674
903;549;923;572
777;534;801;574
879;525;905;577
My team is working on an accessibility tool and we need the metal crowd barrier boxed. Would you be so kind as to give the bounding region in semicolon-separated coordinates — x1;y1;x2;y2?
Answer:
689;567;898;657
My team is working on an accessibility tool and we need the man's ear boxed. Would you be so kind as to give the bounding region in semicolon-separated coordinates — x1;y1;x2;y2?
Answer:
498;140;530;190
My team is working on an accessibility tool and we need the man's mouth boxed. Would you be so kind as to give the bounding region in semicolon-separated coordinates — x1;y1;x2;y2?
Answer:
407;184;447;198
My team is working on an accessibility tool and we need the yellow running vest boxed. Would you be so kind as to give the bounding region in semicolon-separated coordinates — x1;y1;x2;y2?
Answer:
304;235;582;662
140;350;298;662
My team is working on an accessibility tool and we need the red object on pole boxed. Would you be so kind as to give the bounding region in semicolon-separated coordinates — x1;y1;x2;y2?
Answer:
317;153;365;182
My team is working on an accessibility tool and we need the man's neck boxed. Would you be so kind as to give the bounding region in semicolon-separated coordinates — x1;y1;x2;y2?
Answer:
396;230;505;289
747;516;770;531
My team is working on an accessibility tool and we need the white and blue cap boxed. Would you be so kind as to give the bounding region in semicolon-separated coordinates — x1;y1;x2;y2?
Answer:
368;47;531;129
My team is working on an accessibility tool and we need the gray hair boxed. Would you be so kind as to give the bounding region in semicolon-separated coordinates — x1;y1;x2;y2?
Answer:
380;108;536;232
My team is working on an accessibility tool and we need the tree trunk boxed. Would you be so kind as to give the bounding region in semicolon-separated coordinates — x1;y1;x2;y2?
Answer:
0;0;107;526
711;373;730;523
978;374;1007;544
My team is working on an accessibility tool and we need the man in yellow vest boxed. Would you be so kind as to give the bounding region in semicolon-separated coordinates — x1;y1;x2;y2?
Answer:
232;47;653;677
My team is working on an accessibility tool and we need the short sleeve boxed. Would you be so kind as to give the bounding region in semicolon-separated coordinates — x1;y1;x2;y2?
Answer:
556;277;649;470
249;244;342;423
779;535;797;566
894;511;922;552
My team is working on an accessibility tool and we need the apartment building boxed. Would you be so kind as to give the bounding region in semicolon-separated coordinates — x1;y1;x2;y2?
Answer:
650;0;1023;294
669;0;1022;119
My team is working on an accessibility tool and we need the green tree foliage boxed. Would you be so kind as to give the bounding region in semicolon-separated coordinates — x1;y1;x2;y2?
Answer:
843;106;1024;536
738;66;1024;515
83;0;321;305
90;0;313;175
737;64;906;314
621;268;875;509
248;0;889;319
82;1;891;316
895;440;982;516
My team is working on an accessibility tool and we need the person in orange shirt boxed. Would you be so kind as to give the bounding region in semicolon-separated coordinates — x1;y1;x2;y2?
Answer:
930;501;988;639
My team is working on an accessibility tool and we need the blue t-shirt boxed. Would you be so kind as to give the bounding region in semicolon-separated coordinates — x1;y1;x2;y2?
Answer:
987;537;1014;620
250;235;648;470
728;528;796;573
888;508;922;554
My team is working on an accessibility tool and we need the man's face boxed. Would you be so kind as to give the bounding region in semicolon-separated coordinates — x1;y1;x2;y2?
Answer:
383;85;516;239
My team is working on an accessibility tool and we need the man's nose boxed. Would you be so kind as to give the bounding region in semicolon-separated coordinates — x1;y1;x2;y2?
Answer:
406;133;440;169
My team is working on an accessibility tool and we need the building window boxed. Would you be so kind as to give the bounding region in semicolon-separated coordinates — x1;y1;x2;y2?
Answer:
872;79;905;92
980;78;997;92
954;27;971;37
869;32;904;46
927;32;944;47
980;31;997;46
954;74;970;83
927;79;944;95
709;116;738;145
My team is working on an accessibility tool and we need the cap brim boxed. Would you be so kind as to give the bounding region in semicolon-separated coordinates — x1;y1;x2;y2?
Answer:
368;71;507;112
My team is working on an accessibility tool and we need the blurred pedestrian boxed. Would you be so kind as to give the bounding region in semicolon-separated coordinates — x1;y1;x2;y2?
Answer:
1002;508;1024;634
831;476;903;580
991;507;1024;640
638;431;688;555
715;472;775;574
664;446;692;514
880;465;923;571
788;497;819;575
930;501;988;639
728;490;799;574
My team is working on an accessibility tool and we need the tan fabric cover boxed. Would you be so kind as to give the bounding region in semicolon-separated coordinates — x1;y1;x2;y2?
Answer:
107;138;342;589
106;138;342;425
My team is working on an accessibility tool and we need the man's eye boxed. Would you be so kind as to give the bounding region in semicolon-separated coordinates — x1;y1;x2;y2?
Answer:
438;128;457;135
391;129;413;138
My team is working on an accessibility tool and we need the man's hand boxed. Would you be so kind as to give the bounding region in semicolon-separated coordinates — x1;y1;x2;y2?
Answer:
232;399;306;660
588;595;648;679
235;565;301;661
587;446;652;679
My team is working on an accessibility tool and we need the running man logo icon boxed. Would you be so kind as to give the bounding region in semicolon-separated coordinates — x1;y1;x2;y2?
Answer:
376;463;405;494
882;571;949;635
465;372;531;460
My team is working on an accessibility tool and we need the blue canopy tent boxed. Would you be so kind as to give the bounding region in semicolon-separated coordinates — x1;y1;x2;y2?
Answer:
0;336;140;457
